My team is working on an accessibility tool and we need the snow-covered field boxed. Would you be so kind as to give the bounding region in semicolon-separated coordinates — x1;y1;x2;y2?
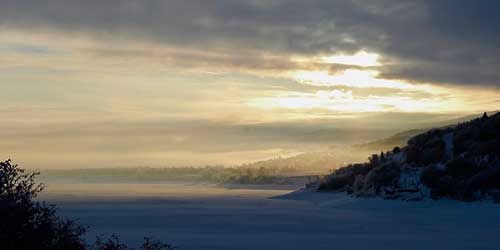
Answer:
41;182;500;250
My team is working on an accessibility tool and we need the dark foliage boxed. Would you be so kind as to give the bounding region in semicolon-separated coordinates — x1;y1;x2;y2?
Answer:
91;235;129;250
0;159;87;250
421;165;446;189
90;235;175;250
446;157;480;178
318;163;372;191
141;237;175;250
392;146;401;154
0;159;175;250
453;112;500;157
319;112;500;202
363;162;401;192
405;129;448;165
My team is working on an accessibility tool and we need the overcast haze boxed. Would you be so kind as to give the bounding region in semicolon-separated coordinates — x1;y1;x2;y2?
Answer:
1;0;499;168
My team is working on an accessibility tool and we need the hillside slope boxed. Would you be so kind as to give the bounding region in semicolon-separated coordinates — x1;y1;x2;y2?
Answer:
317;112;500;202
353;129;425;152
353;111;498;152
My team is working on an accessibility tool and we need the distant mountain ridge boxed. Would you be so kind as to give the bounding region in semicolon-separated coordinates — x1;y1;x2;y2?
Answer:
38;152;337;185
352;111;499;152
316;112;500;202
353;129;425;152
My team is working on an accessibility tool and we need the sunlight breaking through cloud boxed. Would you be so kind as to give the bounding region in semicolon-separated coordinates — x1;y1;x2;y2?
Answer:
247;87;472;115
290;69;417;89
320;51;380;67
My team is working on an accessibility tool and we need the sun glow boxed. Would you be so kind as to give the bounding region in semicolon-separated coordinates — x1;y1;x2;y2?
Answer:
256;50;476;115
320;50;380;67
290;69;416;89
248;89;467;114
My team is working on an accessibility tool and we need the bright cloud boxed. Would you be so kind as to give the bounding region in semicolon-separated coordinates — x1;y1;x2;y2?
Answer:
247;89;468;114
2;0;500;168
320;51;380;67
289;69;417;89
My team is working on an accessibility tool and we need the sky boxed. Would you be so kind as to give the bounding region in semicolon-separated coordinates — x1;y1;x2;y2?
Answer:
1;0;499;168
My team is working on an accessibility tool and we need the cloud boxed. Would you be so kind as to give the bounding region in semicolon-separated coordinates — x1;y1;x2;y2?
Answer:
1;0;499;87
3;0;500;168
1;0;499;122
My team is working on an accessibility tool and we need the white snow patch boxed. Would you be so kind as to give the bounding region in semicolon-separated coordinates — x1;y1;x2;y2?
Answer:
42;182;500;250
435;163;446;171
391;152;406;163
443;132;454;160
398;167;430;200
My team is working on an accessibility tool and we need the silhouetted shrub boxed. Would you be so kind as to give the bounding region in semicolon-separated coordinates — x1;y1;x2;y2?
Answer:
90;235;175;250
421;165;446;188
465;166;500;193
141;237;175;250
91;235;129;250
404;145;420;164
405;129;448;165
363;162;401;194
446;157;480;178
0;159;175;250
392;146;401;154
475;138;500;156
318;163;372;191
420;138;445;165
318;175;351;191
0;159;87;250
368;154;380;166
428;175;452;199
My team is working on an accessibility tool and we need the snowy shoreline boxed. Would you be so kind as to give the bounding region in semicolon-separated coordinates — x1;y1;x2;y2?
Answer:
42;182;500;250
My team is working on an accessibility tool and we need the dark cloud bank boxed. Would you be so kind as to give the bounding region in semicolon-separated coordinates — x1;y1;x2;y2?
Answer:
1;0;499;87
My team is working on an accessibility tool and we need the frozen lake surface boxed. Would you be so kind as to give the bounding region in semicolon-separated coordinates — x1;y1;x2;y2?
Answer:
42;183;500;250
